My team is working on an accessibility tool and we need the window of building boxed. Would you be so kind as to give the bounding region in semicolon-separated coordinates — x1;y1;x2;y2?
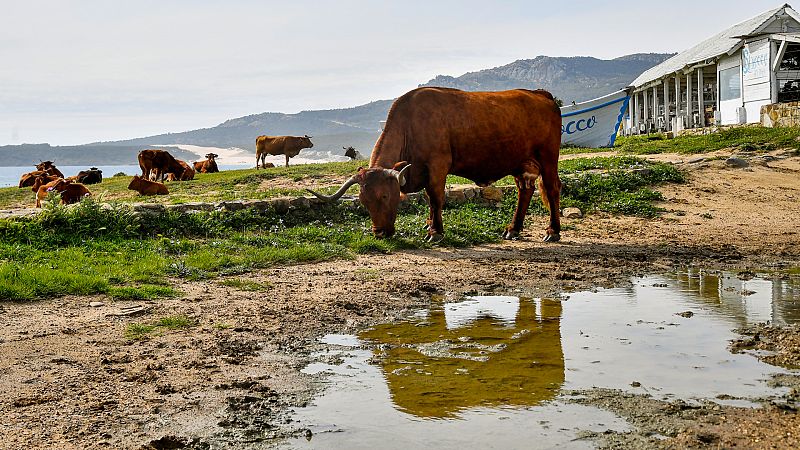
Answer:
719;66;741;101
778;43;800;103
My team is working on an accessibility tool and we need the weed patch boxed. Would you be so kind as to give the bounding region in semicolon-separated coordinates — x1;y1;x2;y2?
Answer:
125;315;196;340
615;127;800;155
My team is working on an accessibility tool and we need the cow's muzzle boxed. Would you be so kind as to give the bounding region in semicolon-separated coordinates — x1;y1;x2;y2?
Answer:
372;227;395;239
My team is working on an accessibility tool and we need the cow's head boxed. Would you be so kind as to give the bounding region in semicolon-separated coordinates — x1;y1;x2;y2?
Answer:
308;163;411;238
45;178;70;193
302;135;314;149
128;175;143;190
36;160;55;171
205;153;218;160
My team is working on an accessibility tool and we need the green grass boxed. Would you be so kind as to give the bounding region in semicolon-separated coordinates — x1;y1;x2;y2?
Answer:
614;126;800;155
0;155;684;301
0;160;365;209
218;278;273;291
125;314;196;340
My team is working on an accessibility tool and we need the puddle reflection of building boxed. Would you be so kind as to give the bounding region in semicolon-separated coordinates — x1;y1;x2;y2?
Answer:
674;269;800;325
359;297;564;419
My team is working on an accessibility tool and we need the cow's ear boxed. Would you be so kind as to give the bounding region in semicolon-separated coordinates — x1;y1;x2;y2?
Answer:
392;161;409;171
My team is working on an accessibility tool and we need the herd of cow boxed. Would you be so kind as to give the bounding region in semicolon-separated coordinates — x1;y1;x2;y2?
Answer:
16;151;221;207
15;86;564;243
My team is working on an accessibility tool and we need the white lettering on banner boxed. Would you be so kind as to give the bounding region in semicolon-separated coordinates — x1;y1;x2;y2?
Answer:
561;116;597;135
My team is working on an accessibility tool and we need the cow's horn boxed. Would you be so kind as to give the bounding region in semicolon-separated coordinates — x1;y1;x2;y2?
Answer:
396;164;411;187
306;175;359;202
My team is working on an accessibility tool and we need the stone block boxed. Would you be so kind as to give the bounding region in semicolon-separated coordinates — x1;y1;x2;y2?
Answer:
480;186;504;202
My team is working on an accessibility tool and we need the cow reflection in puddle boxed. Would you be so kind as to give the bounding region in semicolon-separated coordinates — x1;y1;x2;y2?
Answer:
360;297;564;418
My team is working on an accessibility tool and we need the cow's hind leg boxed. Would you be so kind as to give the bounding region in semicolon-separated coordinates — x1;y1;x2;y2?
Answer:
503;162;540;240
540;165;562;242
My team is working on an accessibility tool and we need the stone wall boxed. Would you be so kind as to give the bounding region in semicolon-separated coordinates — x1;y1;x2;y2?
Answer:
761;102;800;127
131;185;514;217
0;185;516;220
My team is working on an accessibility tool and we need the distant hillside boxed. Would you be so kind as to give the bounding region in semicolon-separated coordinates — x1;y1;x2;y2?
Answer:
0;53;672;166
420;53;675;103
0;143;197;168
99;99;394;160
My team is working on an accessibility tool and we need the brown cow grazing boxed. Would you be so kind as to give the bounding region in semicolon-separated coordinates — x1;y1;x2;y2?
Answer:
193;153;219;173
138;149;186;181
32;178;91;208
165;160;194;181
35;161;64;178
309;87;562;242
255;135;313;168
128;175;169;195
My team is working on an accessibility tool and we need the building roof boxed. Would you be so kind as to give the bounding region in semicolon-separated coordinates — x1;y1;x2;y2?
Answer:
630;4;800;89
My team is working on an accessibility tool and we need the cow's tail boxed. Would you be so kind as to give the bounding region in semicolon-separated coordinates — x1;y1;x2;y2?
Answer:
538;177;550;210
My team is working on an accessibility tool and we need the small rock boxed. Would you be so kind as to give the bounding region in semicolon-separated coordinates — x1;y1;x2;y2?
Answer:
725;157;749;168
676;311;694;318
631;381;642;387
562;207;583;219
480;186;504;202
89;301;105;308
688;157;706;164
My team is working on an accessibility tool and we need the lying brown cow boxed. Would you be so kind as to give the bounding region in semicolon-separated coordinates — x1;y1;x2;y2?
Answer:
138;149;186;181
255;135;313;168
128;175;169;195
310;87;562;242
29;174;60;191
35;161;64;178
165;160;194;181
73;167;103;184
19;165;64;189
193;153;219;173
32;178;91;208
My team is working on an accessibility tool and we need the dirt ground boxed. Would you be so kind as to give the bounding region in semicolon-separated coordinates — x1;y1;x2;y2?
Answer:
1;150;799;449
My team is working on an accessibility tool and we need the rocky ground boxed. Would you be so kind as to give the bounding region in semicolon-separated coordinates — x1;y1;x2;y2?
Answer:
1;150;799;449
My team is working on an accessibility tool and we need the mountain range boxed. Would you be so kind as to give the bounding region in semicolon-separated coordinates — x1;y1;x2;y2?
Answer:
0;53;673;166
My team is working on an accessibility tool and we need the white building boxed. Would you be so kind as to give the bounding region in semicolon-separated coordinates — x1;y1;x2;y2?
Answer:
627;4;800;133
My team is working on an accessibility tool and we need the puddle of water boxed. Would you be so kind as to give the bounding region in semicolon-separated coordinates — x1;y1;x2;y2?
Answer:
286;270;800;449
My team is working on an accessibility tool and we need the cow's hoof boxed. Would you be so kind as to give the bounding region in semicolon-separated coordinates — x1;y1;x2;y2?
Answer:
425;233;444;243
502;230;520;240
543;233;561;243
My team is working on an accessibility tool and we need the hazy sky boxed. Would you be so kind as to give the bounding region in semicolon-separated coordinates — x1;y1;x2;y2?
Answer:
0;1;778;145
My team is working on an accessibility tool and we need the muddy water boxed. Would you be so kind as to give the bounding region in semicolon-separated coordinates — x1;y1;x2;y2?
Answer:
286;271;799;449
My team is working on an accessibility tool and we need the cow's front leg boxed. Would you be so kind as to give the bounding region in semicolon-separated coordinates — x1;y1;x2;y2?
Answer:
424;184;445;243
285;154;290;167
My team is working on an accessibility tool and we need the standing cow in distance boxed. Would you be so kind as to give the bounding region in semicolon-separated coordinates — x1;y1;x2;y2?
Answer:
309;87;562;243
255;135;313;168
138;149;186;181
194;153;220;173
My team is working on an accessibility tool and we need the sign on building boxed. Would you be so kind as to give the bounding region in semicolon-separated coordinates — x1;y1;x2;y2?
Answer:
560;90;629;148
